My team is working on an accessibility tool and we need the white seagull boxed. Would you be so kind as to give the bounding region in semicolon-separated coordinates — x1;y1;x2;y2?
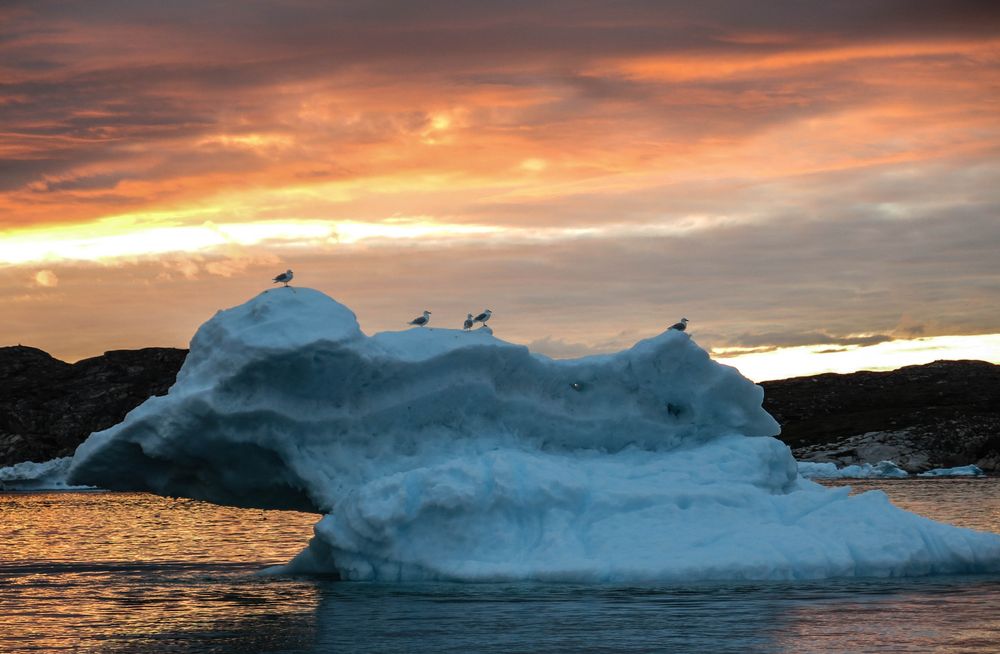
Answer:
473;309;492;326
409;310;432;327
669;317;689;332
463;313;474;330
272;269;294;287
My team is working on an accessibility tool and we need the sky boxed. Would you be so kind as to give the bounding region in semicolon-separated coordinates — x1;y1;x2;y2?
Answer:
2;0;999;380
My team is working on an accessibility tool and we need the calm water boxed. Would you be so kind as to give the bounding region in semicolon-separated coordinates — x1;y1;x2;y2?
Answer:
2;479;999;653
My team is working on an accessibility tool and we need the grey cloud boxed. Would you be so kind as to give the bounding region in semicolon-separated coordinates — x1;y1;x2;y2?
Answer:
722;331;895;351
525;337;609;359
35;173;127;192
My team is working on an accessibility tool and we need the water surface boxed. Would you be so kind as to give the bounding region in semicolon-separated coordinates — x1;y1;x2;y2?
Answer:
2;479;999;653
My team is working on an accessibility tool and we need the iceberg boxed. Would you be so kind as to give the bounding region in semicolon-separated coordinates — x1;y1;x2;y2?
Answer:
0;457;97;491
797;460;909;479
68;289;1000;581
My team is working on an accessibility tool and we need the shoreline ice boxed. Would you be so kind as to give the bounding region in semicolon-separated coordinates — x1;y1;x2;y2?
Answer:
0;457;97;491
798;460;987;479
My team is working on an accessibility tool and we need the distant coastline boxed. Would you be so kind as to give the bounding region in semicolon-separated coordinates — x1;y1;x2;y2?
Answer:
2;345;998;472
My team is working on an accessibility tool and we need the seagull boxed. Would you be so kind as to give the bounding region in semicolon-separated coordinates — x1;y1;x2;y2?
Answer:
272;269;294;287
463;313;474;330
409;310;432;327
473;309;492;326
669;317;689;332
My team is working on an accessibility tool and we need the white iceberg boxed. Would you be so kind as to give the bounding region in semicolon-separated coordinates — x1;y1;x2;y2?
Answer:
68;288;1000;581
0;456;97;491
918;465;985;477
797;460;909;479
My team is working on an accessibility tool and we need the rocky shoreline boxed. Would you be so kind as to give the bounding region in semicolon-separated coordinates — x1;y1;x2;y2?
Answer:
762;359;1000;473
0;346;186;466
2;345;998;472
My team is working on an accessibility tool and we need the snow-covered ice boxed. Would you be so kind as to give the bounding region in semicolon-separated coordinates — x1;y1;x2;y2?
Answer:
918;465;985;478
0;457;97;491
68;288;1000;581
797;460;909;479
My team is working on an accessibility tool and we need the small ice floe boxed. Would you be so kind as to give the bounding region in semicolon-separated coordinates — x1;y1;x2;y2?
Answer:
918;465;985;478
0;457;97;491
797;460;909;479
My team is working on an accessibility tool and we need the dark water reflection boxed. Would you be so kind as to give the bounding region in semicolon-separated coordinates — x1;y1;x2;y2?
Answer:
2;480;999;653
310;577;1000;654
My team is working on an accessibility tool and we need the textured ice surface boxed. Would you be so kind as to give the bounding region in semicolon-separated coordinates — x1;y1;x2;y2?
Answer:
797;460;909;479
0;457;96;491
68;289;1000;581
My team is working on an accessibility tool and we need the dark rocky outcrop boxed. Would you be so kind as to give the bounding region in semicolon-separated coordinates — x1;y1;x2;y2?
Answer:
2;345;998;473
761;360;1000;473
0;346;187;466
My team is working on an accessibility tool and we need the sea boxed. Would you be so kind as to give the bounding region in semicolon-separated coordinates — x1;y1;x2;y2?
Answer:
2;478;999;653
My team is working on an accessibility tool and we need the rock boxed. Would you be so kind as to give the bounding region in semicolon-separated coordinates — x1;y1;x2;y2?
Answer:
762;360;1000;473
793;430;932;472
0;345;187;466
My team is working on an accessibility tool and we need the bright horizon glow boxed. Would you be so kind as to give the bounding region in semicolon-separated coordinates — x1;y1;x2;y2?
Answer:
37;316;1000;382
715;334;1000;382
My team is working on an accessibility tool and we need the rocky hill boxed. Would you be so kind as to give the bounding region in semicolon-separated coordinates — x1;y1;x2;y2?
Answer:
0;346;187;466
1;346;998;472
761;360;1000;472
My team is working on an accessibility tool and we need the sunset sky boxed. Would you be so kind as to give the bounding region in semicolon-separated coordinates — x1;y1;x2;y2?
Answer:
2;1;998;380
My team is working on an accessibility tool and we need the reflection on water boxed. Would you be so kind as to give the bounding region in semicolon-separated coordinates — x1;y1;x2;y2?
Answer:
1;493;319;653
307;577;1000;654
1;480;999;653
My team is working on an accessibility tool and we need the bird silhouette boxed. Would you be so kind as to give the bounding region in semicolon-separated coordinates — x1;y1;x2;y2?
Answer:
272;269;294;287
669;318;689;332
409;310;432;327
473;309;492;326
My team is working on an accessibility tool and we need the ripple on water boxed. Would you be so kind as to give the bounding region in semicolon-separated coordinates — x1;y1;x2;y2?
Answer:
1;480;999;653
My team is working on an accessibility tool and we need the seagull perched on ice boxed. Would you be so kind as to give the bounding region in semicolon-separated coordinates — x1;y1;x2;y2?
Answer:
669;317;689;332
472;309;492;326
272;269;294;287
463;313;474;330
408;310;432;327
